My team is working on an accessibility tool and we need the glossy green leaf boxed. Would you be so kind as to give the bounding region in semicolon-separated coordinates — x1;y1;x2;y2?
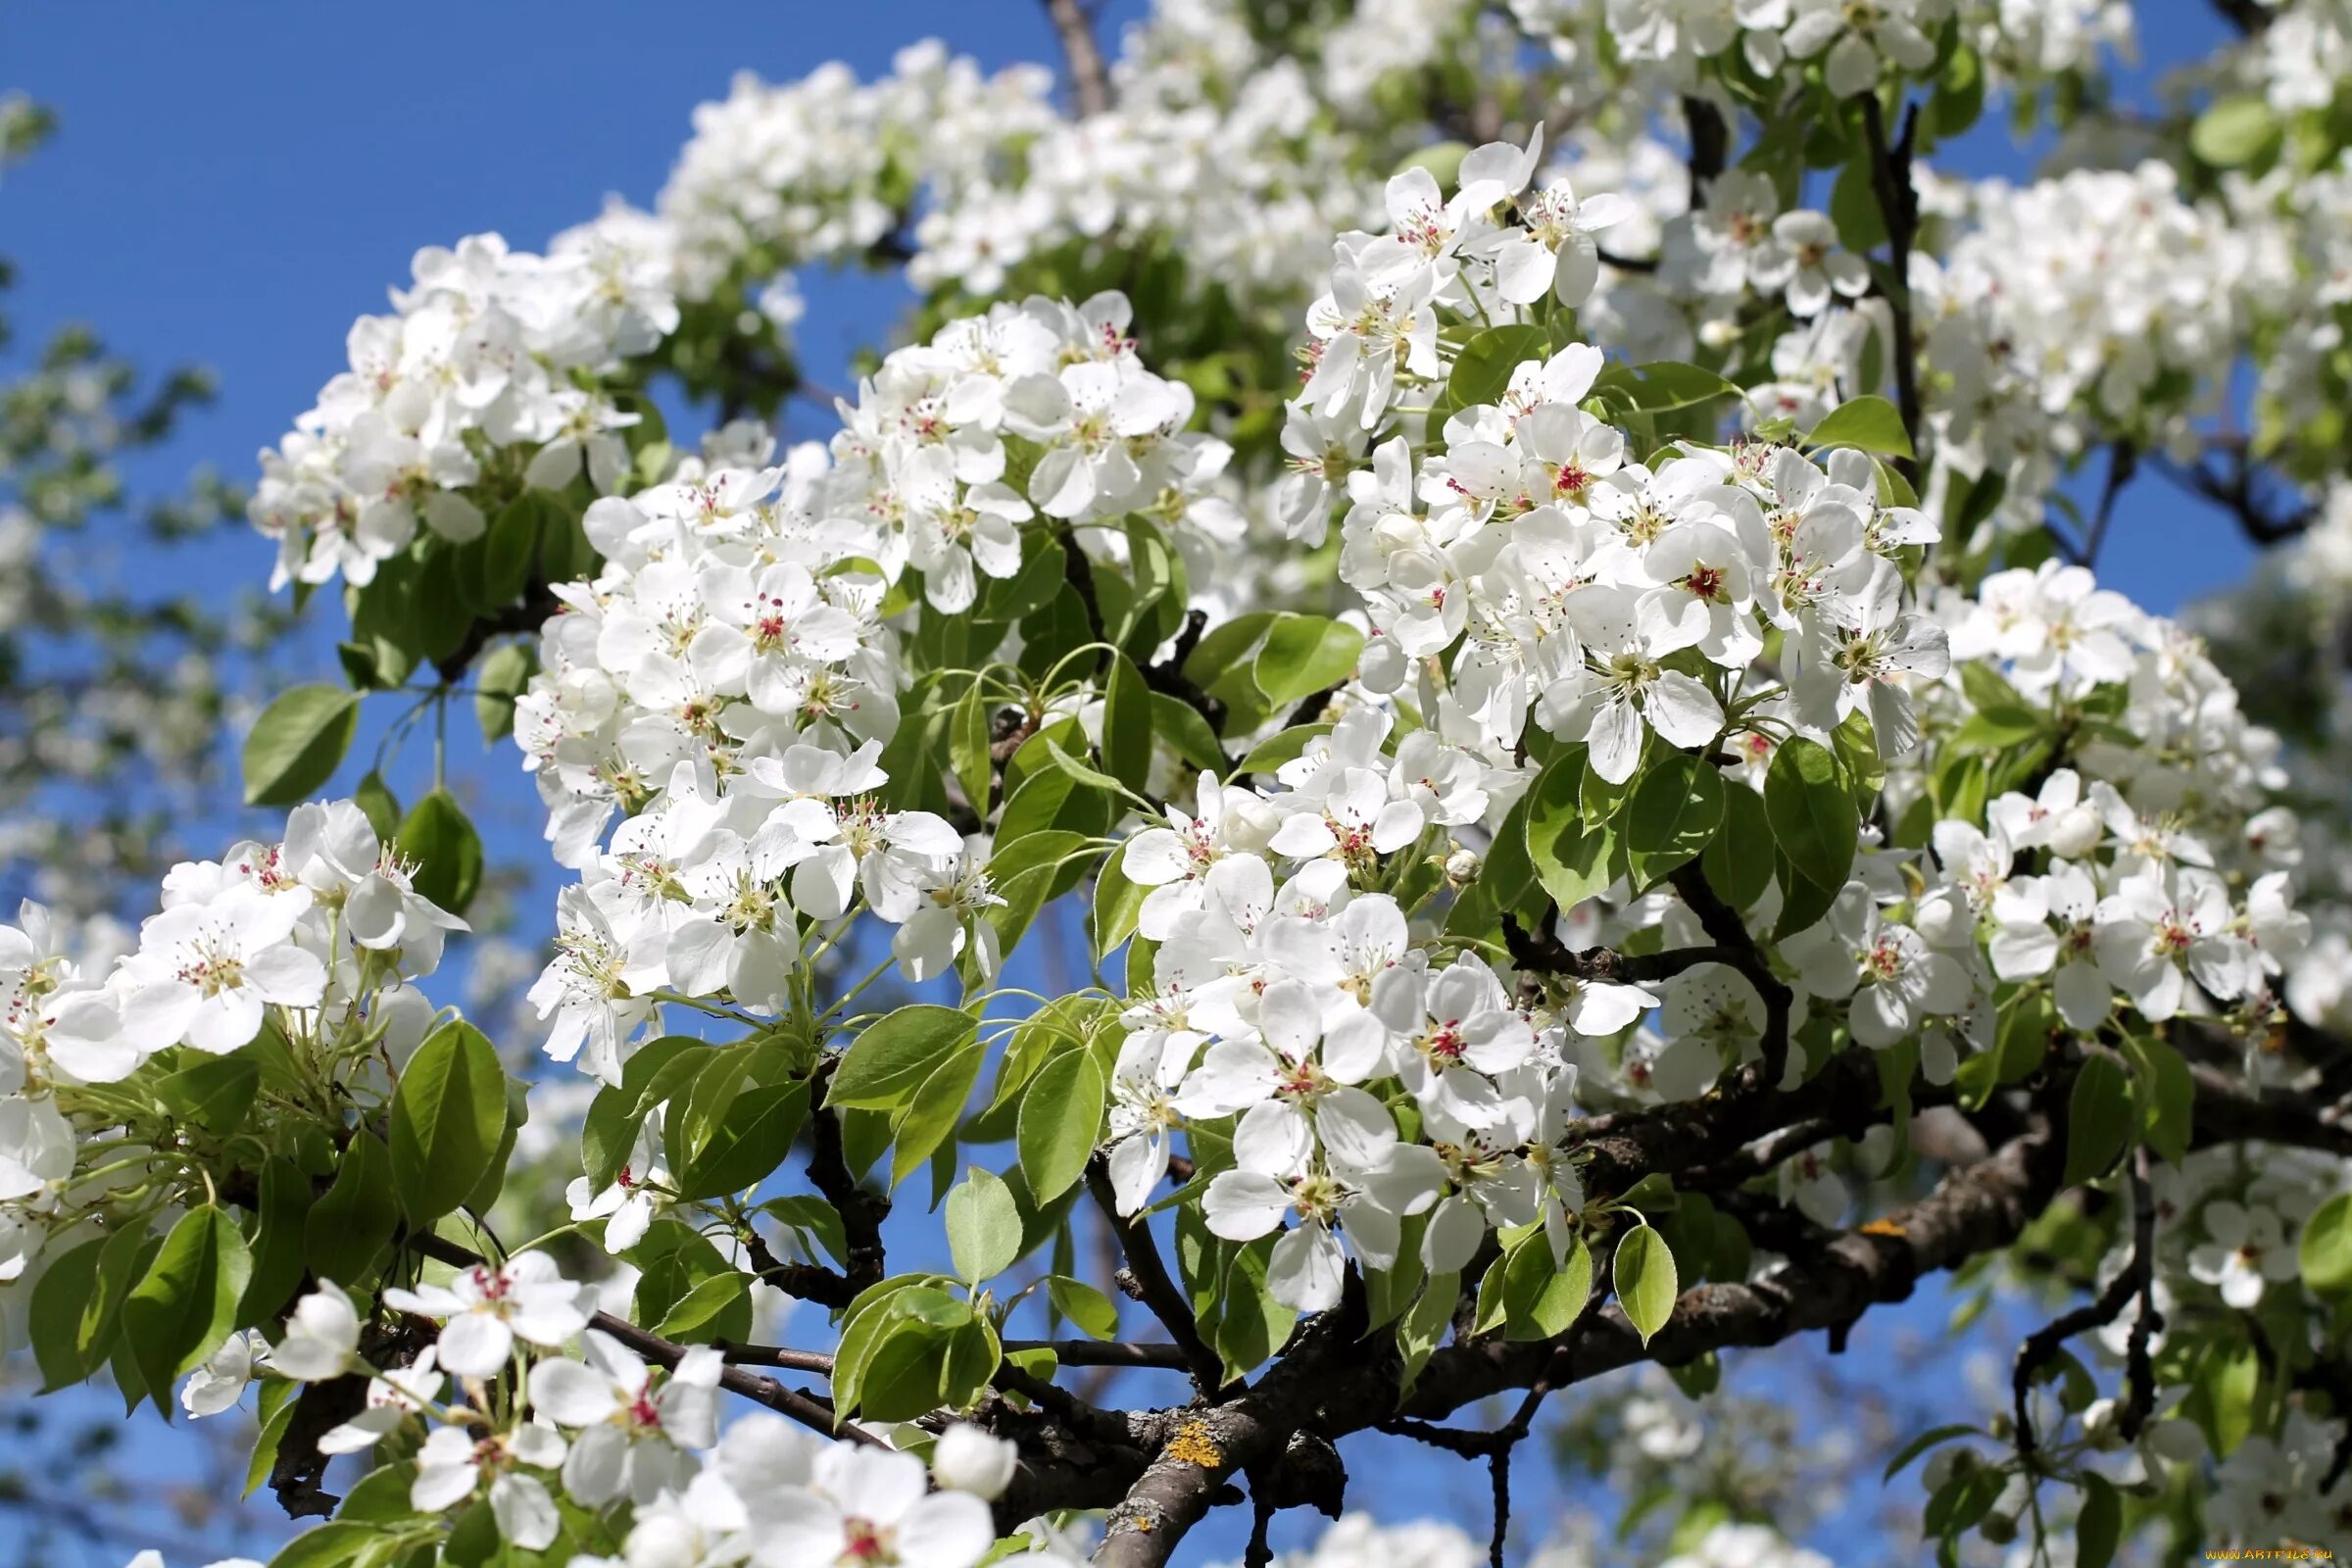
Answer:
389;1019;508;1225
1446;324;1552;410
1624;752;1724;890
1612;1222;1678;1347
1102;653;1153;784
1252;613;1363;705
2191;94;2279;168
1047;1275;1121;1341
946;1165;1023;1283
1017;1050;1105;1203
1763;737;1857;898
306;1129;398;1284
2301;1191;2352;1295
241;685;359;807
396;788;484;915
122;1205;252;1415
2062;1052;2135;1188
1806;394;1914;459
1503;1230;1592;1342
891;1046;982;1192
1701;782;1774;911
830;1005;978;1110
1526;754;1617;912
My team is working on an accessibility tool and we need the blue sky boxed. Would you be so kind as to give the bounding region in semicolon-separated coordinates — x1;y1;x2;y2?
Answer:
0;2;2256;1563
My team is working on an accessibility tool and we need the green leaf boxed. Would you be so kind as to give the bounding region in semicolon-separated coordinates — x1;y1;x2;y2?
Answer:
678;1079;811;1200
388;1019;508;1225
1017;1051;1106;1203
353;769;402;843
1092;842;1149;961
241;685;360;807
473;642;535;745
306;1129;398;1284
155;1051;262;1136
2077;1472;2122;1568
2301;1191;2352;1295
2191;94;2280;169
1526;755;1619;912
1763;737;1857;897
29;1238;105;1391
654;1271;755;1346
1233;722;1334;777
1882;1423;1981;1483
481;491;557;608
2191;1341;2262;1457
396;788;484;915
1152;692;1227;771
1102;654;1154;784
1253;613;1364;705
1592;361;1742;413
1047;1276;1121;1340
891;1047;982;1192
1829;154;1886;253
951;678;993;817
244;1394;297;1498
122;1205;252;1415
2126;1032;2193;1165
2062;1052;2135;1188
268;1524;375;1568
976;534;1067;623
946;1165;1023;1283
236;1155;313;1328
1701;783;1774;911
1446;324;1553;410
1396;1267;1458;1400
1612;1223;1678;1347
1214;1234;1298;1384
1038;739;1131;799
830;1005;978;1110
1624;753;1725;890
1503;1231;1592;1342
1806;394;1915;460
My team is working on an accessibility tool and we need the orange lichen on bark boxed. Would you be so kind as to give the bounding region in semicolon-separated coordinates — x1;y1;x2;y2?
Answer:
1164;1417;1223;1468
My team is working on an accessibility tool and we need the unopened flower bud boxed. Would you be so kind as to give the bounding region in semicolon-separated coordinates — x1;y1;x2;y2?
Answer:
931;1423;1017;1500
1445;848;1481;884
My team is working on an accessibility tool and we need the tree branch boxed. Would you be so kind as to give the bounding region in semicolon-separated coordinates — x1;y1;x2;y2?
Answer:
1043;0;1113;119
2147;439;2320;547
1086;1157;1224;1389
1859;94;1924;491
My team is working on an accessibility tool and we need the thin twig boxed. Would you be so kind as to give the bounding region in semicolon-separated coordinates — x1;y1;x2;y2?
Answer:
1086;1157;1223;1388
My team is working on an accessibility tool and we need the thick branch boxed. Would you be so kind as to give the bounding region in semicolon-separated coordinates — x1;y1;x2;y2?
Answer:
1414;1121;2061;1419
808;1058;892;1295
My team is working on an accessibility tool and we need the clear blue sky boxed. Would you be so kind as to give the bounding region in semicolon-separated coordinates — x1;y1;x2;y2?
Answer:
0;3;2254;1563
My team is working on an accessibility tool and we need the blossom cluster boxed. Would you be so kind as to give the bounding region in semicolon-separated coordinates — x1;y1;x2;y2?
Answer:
248;228;677;590
0;800;460;1303
180;1264;1036;1568
516;292;1238;1079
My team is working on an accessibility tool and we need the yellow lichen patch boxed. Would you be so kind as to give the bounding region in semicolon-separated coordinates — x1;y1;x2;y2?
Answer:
1165;1417;1224;1468
1860;1218;1907;1238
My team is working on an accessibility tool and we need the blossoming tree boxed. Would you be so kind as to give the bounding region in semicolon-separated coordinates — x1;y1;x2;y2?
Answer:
17;1;2352;1564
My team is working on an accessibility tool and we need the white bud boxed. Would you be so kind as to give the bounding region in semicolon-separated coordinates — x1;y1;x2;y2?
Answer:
1356;634;1408;695
1445;848;1481;884
931;1422;1018;1500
